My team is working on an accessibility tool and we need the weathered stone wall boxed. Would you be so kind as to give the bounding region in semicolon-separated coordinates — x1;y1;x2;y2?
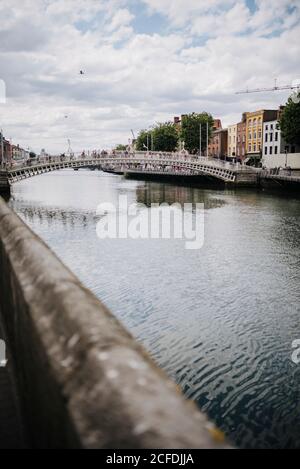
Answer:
235;170;259;186
0;198;228;449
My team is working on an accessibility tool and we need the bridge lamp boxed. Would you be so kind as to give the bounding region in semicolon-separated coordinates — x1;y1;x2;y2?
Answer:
199;124;202;157
0;129;4;168
206;121;209;159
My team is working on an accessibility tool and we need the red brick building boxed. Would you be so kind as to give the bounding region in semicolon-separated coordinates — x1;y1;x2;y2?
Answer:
208;128;228;159
236;113;247;162
212;119;222;131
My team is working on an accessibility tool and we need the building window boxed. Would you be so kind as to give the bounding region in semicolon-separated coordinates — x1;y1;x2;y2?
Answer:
274;146;278;154
270;124;273;130
248;144;251;152
258;131;262;139
265;134;268;142
265;147;268;155
254;132;257;139
270;147;273;155
265;125;268;131
253;144;256;152
275;132;278;141
270;133;273;142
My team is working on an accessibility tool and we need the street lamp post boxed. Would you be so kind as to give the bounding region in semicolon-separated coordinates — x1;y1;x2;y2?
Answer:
0;129;4;169
206;121;209;159
199;124;202;158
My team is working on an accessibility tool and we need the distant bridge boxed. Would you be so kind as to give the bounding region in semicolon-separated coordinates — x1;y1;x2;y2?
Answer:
0;152;260;193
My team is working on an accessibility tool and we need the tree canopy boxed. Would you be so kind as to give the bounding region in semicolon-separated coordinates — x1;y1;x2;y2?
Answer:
152;122;179;152
279;93;300;146
180;112;214;154
136;122;179;152
115;144;127;151
135;129;151;151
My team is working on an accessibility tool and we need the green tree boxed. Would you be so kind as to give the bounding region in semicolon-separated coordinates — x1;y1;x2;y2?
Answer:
136;123;179;152
136;129;152;151
115;144;127;151
180;112;214;154
279;93;300;146
152;122;179;152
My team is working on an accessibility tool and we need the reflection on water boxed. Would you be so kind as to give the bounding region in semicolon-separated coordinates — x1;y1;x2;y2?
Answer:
9;169;300;449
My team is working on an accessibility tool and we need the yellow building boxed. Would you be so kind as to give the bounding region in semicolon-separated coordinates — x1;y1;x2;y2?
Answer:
228;124;237;159
246;110;277;162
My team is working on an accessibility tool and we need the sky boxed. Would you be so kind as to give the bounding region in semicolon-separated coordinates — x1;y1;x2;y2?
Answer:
0;0;299;153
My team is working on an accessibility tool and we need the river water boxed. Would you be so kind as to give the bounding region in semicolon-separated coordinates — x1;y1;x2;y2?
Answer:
8;169;300;449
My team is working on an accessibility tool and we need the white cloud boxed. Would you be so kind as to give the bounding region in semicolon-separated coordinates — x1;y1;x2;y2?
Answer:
107;8;135;32
190;2;250;37
0;0;299;153
142;0;235;27
143;0;300;37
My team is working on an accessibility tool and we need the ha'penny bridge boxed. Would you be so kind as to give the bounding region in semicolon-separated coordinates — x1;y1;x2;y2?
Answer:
0;151;260;194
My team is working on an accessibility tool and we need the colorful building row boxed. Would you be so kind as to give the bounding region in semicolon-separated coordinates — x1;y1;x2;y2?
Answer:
208;106;300;165
0;131;30;166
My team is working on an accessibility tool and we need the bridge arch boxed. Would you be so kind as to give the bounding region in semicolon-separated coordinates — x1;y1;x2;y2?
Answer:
0;152;259;192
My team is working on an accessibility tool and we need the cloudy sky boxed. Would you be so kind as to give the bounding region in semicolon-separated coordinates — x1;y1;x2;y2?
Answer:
0;0;299;153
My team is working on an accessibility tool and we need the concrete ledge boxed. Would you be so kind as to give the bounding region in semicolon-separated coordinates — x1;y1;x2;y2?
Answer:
0;198;228;449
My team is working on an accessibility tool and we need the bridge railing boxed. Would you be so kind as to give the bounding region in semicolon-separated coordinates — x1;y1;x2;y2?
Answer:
5;151;258;174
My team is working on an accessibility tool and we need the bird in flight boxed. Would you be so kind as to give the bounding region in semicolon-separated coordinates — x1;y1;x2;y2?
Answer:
79;70;85;75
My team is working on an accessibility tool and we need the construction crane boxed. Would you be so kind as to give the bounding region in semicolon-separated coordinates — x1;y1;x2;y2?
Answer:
236;79;300;94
